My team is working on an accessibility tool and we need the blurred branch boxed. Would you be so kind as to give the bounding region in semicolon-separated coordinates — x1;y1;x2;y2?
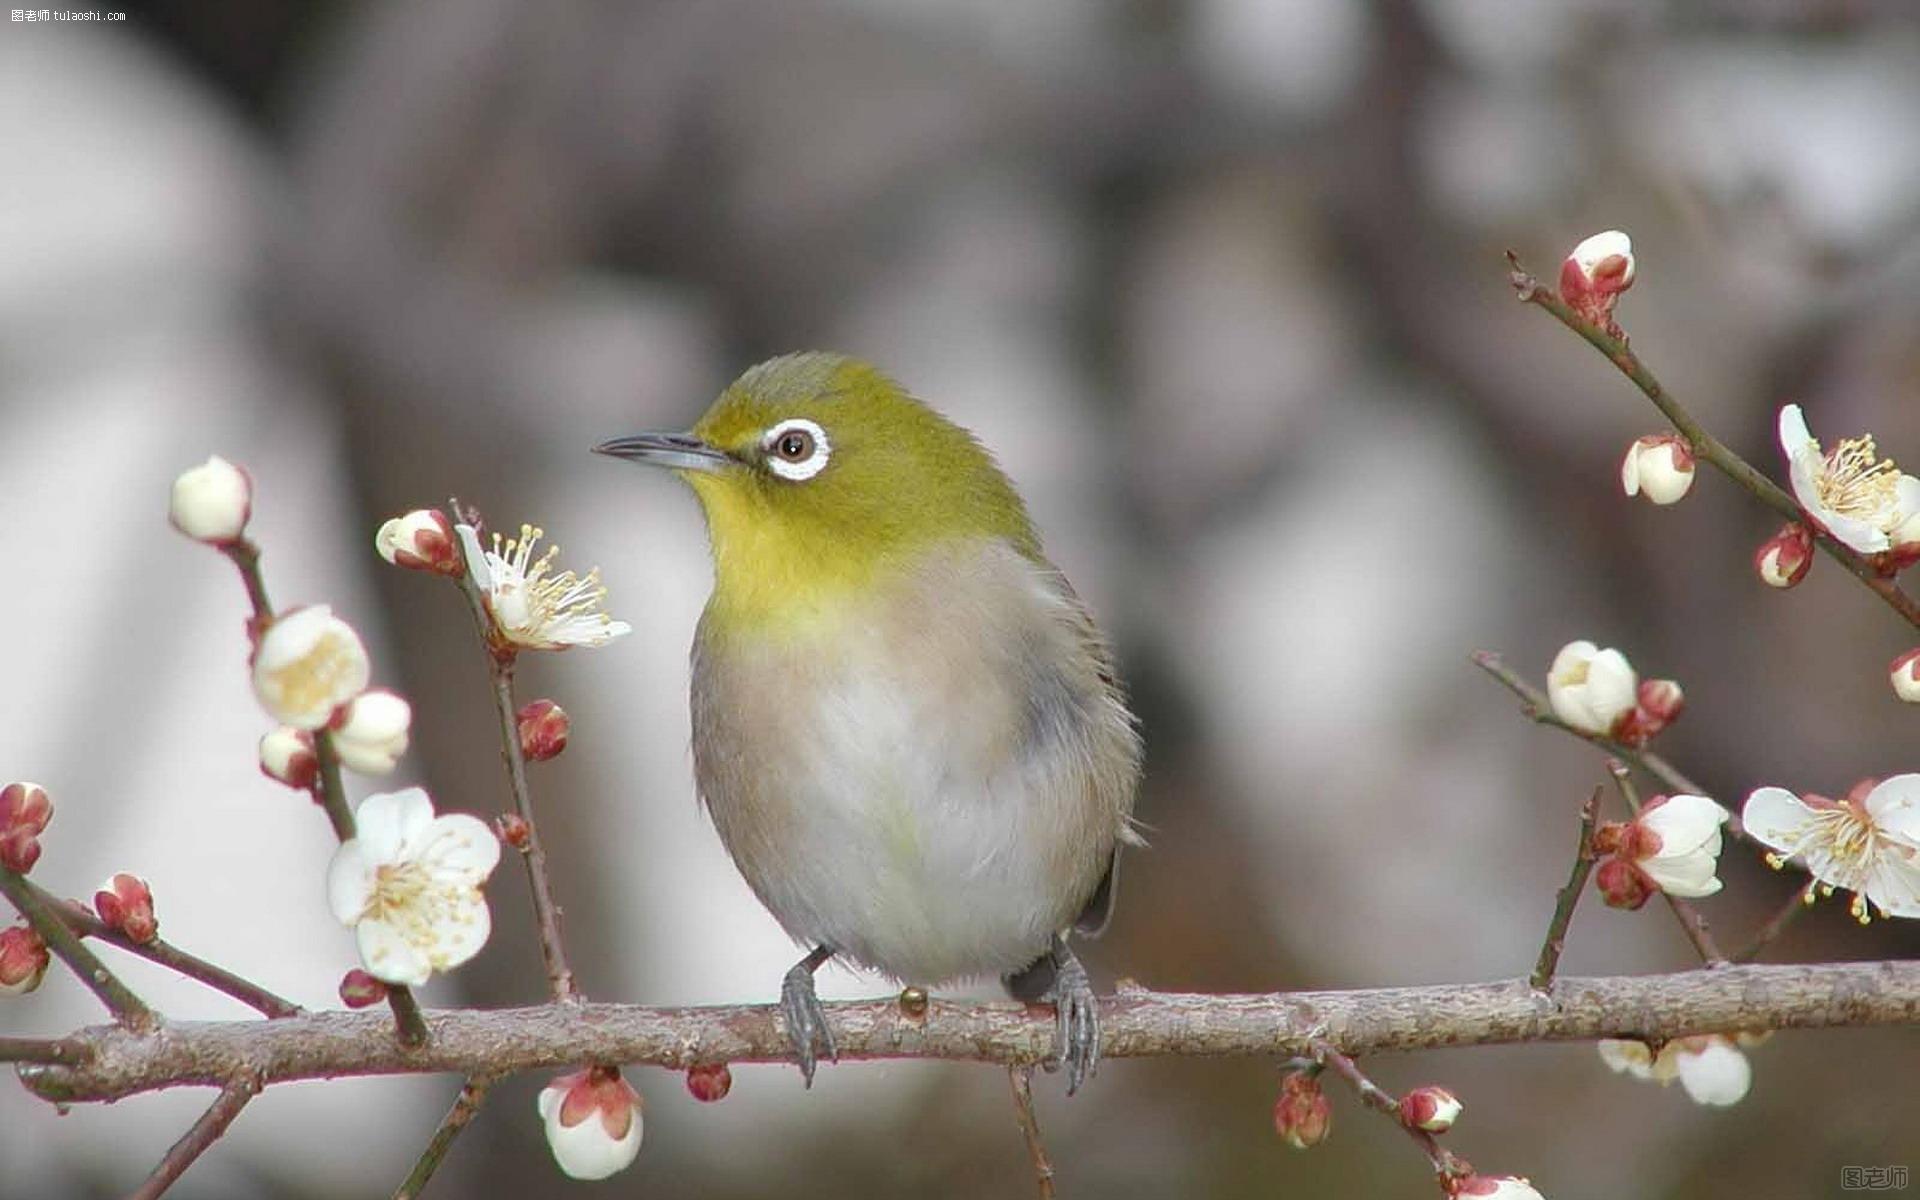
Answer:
19;961;1920;1105
128;1078;258;1200
1007;1067;1055;1200
1731;881;1817;964
392;1075;494;1200
1506;252;1920;632
1529;788;1600;990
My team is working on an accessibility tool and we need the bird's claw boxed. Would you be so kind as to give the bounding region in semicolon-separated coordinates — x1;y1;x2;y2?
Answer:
1044;941;1100;1096
780;957;837;1087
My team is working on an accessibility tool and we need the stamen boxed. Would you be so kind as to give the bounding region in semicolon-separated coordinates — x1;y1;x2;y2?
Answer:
1816;435;1902;520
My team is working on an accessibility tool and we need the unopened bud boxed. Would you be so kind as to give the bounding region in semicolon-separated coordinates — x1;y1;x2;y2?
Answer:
1399;1084;1462;1133
94;873;158;944
685;1063;733;1103
1559;230;1636;334
1546;641;1638;736
496;813;531;849
1891;650;1920;704
1453;1176;1547;1200
329;689;412;775
0;783;52;875
259;727;319;789
1594;856;1653;911
1614;678;1684;745
375;509;463;575
0;925;50;995
339;967;389;1009
1620;435;1695;506
1755;523;1814;589
252;606;372;730
517;699;570;763
169;455;253;544
538;1066;644;1180
1273;1070;1331;1149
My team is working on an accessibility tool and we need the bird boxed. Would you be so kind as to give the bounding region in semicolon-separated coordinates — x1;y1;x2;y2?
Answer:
595;352;1142;1093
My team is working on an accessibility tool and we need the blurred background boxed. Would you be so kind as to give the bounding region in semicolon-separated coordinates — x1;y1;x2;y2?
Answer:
4;1;1920;1196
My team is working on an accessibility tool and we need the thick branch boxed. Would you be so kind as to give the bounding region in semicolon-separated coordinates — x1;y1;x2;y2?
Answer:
19;962;1920;1105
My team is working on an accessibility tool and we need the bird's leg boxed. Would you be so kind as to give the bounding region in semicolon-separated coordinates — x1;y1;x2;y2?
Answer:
1005;935;1100;1096
780;944;837;1087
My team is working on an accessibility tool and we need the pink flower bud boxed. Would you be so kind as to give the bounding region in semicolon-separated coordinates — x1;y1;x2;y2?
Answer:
1453;1175;1547;1200
94;873;158;944
329;689;412;775
685;1063;733;1103
338;968;390;1009
168;455;253;544
0;783;52;875
1891;650;1920;704
1398;1084;1462;1132
538;1066;644;1180
1273;1070;1331;1149
1594;856;1653;911
0;924;50;995
1613;678;1685;745
517;699;571;762
1620;434;1695;506
1755;523;1814;589
1558;230;1636;334
496;813;531;849
375;509;464;575
259;727;319;789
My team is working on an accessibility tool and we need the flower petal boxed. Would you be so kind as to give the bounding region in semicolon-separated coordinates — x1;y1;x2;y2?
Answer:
1740;787;1814;854
455;524;493;591
1674;1039;1750;1106
356;918;432;986
1597;1039;1653;1079
359;787;438;861
325;841;379;925
418;814;502;882
424;889;492;972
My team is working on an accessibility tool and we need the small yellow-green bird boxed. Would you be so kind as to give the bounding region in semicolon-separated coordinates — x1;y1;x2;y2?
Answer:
596;352;1142;1092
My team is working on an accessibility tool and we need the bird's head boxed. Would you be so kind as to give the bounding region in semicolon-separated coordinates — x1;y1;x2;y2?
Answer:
597;352;1039;628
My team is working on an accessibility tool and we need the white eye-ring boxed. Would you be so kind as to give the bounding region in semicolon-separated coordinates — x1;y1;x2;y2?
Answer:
763;418;831;481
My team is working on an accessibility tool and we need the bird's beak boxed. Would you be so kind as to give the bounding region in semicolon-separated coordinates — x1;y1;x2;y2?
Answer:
592;431;733;473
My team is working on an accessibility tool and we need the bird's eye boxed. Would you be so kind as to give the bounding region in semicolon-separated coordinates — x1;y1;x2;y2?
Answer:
762;419;831;481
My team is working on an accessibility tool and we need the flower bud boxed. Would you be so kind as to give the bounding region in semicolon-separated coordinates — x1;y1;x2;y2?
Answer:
1613;678;1684;746
1891;650;1920;704
517;699;570;762
1453;1176;1547;1200
495;813;531;849
1546;641;1638;736
538;1066;644;1180
685;1063;733;1103
1620;435;1695;506
329;690;412;775
1273;1070;1331;1150
1398;1084;1462;1132
1558;229;1635;333
94;872;158;944
258;727;319;789
1754;523;1814;589
168;455;252;544
338;967;389;1009
375;509;463;575
252;605;372;730
1889;510;1920;572
0;783;52;875
1594;856;1652;910
0;925;50;995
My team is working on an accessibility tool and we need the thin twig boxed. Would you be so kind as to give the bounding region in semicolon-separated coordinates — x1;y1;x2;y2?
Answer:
1310;1040;1470;1182
0;1035;92;1065
450;507;578;1003
1530;788;1601;990
21;961;1920;1105
392;1075;494;1199
128;1078;259;1200
221;540;274;627
1007;1066;1056;1200
1507;251;1920;632
0;868;152;1031
1731;880;1817;964
26;879;301;1019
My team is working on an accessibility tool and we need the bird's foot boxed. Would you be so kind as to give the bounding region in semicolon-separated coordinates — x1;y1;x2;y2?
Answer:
780;946;837;1087
1015;936;1100;1096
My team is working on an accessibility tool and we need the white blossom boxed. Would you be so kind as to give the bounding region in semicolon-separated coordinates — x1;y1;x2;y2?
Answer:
1546;641;1638;735
330;690;412;775
168;455;252;543
457;523;632;650
326;788;499;985
1743;776;1920;922
252;606;371;729
1599;1035;1751;1107
1632;794;1730;898
1779;404;1920;555
1620;435;1695;506
538;1069;644;1180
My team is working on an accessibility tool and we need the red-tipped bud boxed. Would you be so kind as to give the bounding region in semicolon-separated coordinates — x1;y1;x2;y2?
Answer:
1594;856;1653;911
1620;434;1695;506
0;924;50;995
496;813;531;849
1891;650;1920;704
1;783;53;869
685;1063;733;1103
375;508;464;575
1452;1176;1546;1199
339;968;390;1009
1755;523;1814;589
1273;1070;1331;1149
1558;230;1636;335
93;873;158;944
538;1066;644;1180
258;727;319;790
517;699;570;763
1399;1084;1462;1133
1613;678;1685;746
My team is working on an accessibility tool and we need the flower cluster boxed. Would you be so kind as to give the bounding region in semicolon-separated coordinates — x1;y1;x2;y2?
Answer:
1592;794;1730;910
1598;1034;1755;1107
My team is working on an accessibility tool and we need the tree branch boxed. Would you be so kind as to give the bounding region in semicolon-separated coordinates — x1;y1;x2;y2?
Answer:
392;1075;493;1200
1529;788;1600;990
0;867;153;1031
17;962;1919;1105
128;1078;258;1200
1007;1066;1056;1200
